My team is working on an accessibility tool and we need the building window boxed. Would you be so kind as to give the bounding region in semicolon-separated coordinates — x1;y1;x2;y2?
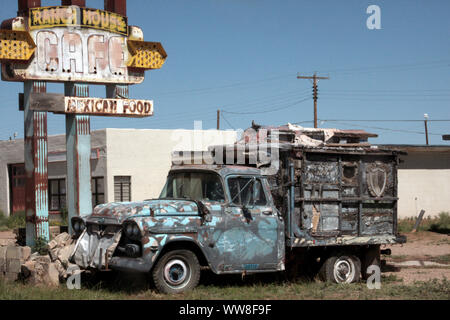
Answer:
49;179;66;212
114;176;131;202
91;177;105;207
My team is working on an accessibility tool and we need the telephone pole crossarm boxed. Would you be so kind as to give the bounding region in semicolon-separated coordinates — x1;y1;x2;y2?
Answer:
297;73;329;128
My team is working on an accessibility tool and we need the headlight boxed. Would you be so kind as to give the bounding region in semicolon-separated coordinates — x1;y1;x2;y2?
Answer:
71;218;85;236
132;225;140;236
126;224;133;236
123;222;141;240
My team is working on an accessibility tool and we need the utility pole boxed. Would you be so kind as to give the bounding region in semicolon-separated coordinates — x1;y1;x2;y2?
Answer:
424;114;429;145
297;73;329;128
217;109;220;130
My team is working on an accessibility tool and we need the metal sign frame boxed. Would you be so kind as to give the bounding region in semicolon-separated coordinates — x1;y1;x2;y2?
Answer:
1;0;166;246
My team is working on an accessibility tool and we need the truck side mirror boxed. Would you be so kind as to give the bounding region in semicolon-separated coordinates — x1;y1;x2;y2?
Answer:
197;200;212;223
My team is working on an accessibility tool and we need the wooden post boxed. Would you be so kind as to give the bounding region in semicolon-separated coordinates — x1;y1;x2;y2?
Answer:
412;210;426;233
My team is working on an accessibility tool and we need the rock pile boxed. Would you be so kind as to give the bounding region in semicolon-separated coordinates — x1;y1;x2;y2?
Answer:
1;232;81;287
0;246;31;283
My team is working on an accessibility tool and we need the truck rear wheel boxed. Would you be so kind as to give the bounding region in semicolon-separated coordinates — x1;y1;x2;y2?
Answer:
319;253;361;284
152;250;201;294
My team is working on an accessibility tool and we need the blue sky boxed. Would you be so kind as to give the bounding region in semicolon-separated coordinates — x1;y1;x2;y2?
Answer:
0;0;449;144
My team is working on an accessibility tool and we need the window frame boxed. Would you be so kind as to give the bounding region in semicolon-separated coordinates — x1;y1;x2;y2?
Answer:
91;177;105;207
225;175;268;207
48;178;67;212
114;176;132;202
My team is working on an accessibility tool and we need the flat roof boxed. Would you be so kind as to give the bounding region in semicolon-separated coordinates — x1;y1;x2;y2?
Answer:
377;144;450;152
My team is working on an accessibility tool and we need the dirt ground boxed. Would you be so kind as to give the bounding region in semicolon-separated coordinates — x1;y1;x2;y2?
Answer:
384;231;450;285
2;230;449;286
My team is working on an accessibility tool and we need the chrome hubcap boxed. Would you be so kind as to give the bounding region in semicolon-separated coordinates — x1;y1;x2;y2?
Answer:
334;259;353;283
164;259;188;286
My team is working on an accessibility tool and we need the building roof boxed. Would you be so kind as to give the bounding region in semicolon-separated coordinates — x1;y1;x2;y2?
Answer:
377;144;450;152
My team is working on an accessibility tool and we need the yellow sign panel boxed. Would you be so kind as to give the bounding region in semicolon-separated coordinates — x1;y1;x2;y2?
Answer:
0;29;36;62
29;6;128;36
127;40;167;70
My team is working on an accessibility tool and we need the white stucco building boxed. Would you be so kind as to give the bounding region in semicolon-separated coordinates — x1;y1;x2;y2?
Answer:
0;128;237;218
0;130;449;219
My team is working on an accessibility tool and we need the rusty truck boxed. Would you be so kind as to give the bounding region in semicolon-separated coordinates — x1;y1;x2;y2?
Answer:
70;123;406;294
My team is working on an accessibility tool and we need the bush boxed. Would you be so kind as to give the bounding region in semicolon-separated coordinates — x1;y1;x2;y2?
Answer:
398;212;450;234
32;237;49;255
430;212;450;234
0;211;9;231
7;211;26;229
0;211;26;231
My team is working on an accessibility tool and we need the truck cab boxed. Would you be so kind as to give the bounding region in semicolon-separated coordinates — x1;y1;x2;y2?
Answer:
71;165;285;294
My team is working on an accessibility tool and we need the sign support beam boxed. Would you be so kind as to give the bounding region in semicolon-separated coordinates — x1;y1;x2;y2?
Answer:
65;83;92;233
24;80;49;246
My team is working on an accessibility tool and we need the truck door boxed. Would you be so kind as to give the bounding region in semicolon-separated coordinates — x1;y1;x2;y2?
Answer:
223;175;284;272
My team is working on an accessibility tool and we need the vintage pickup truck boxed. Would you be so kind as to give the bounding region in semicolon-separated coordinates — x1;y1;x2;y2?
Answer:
70;123;406;294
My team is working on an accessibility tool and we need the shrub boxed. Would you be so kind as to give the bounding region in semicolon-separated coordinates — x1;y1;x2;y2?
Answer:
430;212;450;234
7;211;26;229
32;237;49;255
398;212;450;234
0;211;9;231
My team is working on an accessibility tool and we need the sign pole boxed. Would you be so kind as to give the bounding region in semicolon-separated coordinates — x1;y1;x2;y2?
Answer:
24;81;49;246
65;83;93;233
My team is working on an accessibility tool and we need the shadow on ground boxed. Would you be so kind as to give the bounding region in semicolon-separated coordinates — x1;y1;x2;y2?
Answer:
78;269;315;294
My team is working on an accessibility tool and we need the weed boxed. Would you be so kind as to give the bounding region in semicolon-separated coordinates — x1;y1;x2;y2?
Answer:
32;237;49;255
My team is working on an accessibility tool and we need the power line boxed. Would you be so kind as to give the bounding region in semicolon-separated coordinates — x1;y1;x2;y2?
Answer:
320;120;445;136
156;73;296;97
221;113;236;130
320;119;450;122
221;97;312;115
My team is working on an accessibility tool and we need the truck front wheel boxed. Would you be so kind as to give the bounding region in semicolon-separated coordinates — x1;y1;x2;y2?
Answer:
319;253;361;284
152;250;201;294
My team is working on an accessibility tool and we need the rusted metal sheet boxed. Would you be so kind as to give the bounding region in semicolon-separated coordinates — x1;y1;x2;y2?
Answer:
29;6;128;36
1;5;167;84
24;80;49;246
104;0;127;16
2;26;145;84
28;92;153;117
18;0;41;14
65;83;93;234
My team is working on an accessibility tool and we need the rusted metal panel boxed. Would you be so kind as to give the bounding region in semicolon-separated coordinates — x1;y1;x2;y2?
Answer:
28;92;153;117
61;0;86;7
18;0;41;14
65;83;93;234
24;80;49;246
2;27;145;84
104;0;127;16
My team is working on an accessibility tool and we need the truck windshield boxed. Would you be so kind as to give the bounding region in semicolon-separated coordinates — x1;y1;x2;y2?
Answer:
160;172;225;203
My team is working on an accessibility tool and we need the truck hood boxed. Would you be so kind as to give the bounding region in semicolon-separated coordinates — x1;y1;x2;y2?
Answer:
88;199;200;224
